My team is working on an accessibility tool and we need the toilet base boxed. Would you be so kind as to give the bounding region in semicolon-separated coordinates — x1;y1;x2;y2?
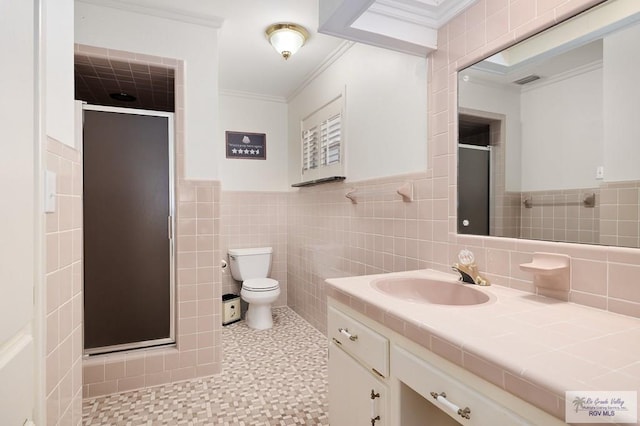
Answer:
245;304;274;330
241;286;280;330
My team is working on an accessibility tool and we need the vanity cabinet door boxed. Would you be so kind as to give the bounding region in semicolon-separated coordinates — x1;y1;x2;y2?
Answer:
329;341;388;425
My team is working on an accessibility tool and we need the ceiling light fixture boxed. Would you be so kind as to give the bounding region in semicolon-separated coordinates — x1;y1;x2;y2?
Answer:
109;92;137;102
265;23;309;60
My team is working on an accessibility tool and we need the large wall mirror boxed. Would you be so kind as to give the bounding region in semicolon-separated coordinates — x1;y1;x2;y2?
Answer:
457;0;640;248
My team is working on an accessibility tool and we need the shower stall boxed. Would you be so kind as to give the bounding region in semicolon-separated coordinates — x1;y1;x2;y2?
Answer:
82;105;175;355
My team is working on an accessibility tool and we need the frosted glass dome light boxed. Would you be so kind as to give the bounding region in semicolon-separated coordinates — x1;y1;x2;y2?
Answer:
266;23;309;60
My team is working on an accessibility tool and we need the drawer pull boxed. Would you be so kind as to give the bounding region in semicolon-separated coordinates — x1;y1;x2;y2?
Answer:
338;327;358;341
430;392;471;420
370;389;381;425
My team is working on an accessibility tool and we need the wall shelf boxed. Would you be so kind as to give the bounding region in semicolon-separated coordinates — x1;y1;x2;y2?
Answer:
291;176;346;188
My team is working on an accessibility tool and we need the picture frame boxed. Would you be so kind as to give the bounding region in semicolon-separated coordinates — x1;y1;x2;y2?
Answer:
225;131;266;160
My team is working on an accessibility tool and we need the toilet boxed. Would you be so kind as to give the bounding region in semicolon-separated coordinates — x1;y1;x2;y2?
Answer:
228;247;280;330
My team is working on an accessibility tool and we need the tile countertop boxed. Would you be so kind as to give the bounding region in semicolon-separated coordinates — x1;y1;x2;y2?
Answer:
325;269;640;422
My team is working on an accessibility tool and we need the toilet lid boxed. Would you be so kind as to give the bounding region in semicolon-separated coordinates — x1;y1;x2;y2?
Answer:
243;278;279;291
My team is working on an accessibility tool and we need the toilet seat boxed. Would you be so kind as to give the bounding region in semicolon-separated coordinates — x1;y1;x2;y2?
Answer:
243;278;279;292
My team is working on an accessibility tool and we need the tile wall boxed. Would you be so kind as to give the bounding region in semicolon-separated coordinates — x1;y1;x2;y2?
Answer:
600;181;640;248
220;191;288;306
76;45;222;398
288;174;431;333
286;0;640;333
45;138;83;425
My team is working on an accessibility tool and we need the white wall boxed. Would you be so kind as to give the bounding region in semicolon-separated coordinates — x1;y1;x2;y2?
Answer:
46;0;75;147
219;94;289;191
0;0;36;423
603;23;640;182
74;2;219;180
288;43;428;184
458;79;522;191
520;67;603;191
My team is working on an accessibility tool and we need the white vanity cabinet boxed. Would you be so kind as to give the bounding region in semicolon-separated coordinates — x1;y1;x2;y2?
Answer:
327;299;566;426
328;305;389;425
329;342;388;425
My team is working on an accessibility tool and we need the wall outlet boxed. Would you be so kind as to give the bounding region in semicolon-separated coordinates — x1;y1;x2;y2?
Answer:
595;166;604;180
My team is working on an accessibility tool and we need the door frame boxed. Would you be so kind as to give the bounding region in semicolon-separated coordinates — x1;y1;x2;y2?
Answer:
81;104;176;355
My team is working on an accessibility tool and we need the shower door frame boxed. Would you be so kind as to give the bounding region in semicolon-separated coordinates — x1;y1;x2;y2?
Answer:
82;104;176;355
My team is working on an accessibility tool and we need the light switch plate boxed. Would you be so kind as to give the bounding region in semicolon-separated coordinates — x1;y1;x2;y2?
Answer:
44;171;56;213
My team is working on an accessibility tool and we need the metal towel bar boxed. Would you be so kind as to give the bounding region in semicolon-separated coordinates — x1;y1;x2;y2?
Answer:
522;192;595;208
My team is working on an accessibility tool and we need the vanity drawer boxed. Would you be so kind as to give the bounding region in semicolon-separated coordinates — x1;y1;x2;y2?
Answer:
328;306;389;377
392;345;541;425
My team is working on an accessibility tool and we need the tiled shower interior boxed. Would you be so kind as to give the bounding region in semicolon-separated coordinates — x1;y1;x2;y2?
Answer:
68;46;224;415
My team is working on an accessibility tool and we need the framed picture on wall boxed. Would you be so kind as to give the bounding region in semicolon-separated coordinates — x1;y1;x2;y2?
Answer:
225;131;266;160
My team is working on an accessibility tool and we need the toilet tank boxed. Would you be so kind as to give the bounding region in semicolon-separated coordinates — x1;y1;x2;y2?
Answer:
228;247;273;281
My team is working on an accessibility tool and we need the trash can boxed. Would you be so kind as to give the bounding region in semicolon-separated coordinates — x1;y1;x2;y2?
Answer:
222;294;241;325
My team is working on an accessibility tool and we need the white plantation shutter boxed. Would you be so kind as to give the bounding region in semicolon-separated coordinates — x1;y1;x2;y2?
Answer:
300;94;344;181
302;126;318;171
320;113;341;166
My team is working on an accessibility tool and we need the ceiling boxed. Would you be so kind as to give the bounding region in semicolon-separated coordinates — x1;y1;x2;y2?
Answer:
75;0;474;109
75;54;175;111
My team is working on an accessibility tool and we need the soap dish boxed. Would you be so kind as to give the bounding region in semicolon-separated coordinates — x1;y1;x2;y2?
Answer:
520;252;570;300
520;253;569;275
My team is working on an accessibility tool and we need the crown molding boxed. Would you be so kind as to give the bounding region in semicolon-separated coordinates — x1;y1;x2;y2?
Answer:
76;0;224;28
370;0;478;28
219;90;287;104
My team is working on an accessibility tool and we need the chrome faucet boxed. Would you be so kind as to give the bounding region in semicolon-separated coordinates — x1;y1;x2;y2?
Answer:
451;265;476;284
452;249;491;286
451;263;490;286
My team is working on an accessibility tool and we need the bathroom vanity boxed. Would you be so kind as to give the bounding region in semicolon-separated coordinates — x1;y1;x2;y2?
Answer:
326;269;640;425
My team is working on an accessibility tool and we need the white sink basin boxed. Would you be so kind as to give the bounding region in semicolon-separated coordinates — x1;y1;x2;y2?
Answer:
370;277;491;306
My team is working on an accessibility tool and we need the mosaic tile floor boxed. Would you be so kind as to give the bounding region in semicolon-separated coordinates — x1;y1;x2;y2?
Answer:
83;308;329;425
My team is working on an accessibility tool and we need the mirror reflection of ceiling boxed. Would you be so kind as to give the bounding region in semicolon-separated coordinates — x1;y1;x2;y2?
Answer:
458;119;489;141
461;40;602;87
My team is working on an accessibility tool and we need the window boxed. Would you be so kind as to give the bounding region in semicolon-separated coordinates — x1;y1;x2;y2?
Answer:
300;95;344;182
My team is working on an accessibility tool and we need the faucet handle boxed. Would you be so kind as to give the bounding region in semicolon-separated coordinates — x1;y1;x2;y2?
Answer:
458;249;475;266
